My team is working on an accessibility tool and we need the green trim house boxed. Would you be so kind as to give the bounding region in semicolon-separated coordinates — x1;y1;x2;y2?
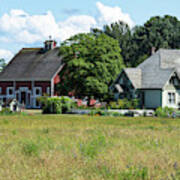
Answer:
111;49;180;109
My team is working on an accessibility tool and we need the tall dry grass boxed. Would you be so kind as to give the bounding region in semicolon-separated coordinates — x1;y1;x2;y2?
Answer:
0;115;179;179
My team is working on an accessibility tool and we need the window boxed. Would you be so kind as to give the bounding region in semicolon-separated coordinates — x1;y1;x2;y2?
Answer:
36;89;40;95
46;87;50;95
168;92;176;104
34;87;42;96
9;89;13;95
0;87;2;94
7;87;14;96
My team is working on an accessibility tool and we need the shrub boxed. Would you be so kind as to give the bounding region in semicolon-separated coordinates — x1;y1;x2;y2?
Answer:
60;96;75;113
131;99;139;109
39;96;75;114
109;101;118;109
124;99;133;109
109;99;139;110
117;99;125;109
164;106;174;116
155;106;174;117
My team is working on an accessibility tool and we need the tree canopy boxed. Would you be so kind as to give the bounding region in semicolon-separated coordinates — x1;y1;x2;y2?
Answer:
100;15;180;67
103;21;133;67
58;33;124;100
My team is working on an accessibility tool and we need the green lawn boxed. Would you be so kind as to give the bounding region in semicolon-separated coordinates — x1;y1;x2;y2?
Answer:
0;115;180;179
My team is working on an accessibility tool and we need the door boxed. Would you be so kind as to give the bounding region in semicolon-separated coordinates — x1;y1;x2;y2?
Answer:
21;92;26;105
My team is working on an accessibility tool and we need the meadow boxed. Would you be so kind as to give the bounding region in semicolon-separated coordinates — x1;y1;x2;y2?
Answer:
0;115;180;180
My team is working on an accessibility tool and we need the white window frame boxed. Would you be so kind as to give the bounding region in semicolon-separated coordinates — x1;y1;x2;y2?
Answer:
34;87;42;96
168;92;176;104
7;87;14;96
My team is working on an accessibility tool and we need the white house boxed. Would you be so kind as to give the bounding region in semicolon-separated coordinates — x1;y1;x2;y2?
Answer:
111;49;180;109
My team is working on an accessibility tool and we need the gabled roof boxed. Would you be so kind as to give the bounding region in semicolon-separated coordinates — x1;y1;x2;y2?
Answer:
138;49;180;89
115;49;180;90
124;68;142;89
140;68;175;89
0;47;63;81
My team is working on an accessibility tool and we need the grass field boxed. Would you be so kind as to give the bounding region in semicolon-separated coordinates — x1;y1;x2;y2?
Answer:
0;115;180;179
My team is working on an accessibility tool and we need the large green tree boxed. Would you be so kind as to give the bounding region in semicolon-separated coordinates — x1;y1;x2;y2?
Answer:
131;15;180;66
58;33;124;100
103;21;134;67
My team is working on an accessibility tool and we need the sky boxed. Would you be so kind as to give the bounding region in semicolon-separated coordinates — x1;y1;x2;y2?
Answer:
0;0;180;62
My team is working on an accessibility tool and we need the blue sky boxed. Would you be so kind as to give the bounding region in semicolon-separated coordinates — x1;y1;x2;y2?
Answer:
0;0;180;61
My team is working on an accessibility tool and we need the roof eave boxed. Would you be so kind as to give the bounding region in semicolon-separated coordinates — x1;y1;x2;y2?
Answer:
162;68;176;90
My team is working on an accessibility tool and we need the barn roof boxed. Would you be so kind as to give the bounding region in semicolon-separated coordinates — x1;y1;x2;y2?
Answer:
0;47;63;81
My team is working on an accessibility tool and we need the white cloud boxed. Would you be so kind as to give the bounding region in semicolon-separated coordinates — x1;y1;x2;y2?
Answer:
59;15;97;41
0;10;61;43
0;49;13;62
0;10;27;33
96;2;134;28
0;2;134;45
0;10;97;43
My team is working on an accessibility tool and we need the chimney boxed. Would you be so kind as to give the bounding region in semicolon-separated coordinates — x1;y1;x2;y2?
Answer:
44;36;57;51
151;47;156;55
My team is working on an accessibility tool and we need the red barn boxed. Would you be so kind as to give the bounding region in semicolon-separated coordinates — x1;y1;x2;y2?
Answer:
0;39;63;108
